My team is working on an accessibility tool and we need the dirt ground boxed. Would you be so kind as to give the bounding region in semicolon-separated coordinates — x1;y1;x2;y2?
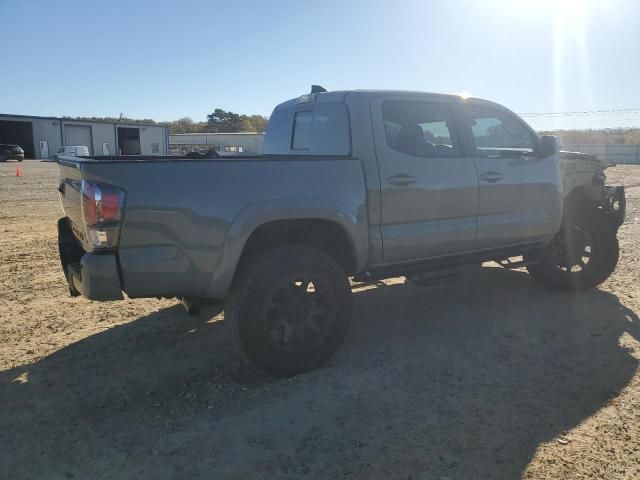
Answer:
1;160;639;480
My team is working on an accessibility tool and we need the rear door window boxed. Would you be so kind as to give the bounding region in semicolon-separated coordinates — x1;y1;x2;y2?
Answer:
382;100;460;157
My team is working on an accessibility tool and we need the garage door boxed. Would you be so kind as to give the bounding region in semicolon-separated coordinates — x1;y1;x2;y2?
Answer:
0;120;34;157
64;125;92;154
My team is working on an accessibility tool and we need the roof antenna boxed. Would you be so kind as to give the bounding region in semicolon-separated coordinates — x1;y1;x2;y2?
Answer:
310;85;328;94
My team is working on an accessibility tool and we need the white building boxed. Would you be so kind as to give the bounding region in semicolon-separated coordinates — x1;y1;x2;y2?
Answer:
169;132;264;156
0;113;169;159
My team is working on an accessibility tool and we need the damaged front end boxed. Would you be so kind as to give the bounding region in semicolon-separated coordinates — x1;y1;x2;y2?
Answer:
558;150;626;230
599;185;626;229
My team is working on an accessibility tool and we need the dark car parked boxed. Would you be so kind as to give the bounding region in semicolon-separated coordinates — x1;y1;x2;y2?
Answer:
0;144;24;162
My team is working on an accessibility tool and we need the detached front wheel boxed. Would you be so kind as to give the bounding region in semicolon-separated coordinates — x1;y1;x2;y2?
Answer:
226;245;352;377
526;209;619;291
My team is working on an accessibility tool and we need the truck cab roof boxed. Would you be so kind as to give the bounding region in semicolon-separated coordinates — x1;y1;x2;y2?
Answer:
272;88;513;115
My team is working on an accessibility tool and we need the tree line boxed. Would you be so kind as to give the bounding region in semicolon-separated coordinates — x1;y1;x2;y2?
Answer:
62;109;269;135
169;110;268;134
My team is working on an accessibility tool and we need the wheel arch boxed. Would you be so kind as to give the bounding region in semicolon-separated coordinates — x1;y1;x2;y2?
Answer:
563;185;598;216
204;199;367;298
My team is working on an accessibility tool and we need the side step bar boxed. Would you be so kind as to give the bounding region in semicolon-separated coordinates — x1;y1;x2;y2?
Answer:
354;242;545;283
408;271;461;287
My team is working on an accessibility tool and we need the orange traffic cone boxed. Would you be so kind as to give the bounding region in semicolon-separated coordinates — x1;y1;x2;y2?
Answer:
15;164;22;177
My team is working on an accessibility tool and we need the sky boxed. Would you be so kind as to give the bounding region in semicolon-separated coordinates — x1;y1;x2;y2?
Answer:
1;0;639;130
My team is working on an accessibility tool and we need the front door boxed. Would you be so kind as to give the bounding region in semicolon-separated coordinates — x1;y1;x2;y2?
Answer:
39;140;49;159
462;102;562;249
372;96;479;263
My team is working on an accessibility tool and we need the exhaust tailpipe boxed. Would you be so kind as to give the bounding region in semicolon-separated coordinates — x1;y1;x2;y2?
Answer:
182;297;201;316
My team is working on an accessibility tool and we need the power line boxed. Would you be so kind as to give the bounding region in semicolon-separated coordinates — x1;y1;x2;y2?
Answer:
518;108;640;117
529;117;640;124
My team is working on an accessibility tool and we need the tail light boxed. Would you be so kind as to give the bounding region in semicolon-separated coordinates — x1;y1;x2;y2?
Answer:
81;180;126;249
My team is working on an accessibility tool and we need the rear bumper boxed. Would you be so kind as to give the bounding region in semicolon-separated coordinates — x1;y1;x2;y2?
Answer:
58;217;123;301
67;254;124;301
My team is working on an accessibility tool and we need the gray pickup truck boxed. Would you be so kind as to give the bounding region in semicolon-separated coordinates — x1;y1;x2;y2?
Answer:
57;87;626;376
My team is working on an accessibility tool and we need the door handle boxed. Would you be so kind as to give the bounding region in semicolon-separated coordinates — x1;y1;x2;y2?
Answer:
387;174;417;187
479;171;504;183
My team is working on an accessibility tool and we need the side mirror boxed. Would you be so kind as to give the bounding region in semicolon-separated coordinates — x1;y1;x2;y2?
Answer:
539;135;562;156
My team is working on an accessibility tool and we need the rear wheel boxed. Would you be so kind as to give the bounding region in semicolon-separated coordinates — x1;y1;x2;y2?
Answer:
226;245;352;376
526;209;619;291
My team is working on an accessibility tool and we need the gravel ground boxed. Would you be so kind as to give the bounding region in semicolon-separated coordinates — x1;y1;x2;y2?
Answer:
1;160;639;480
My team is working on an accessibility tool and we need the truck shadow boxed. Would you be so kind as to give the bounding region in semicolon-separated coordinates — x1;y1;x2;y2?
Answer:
1;267;639;479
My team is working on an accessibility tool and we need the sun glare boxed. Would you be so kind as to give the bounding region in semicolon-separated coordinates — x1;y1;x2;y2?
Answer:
556;0;587;17
489;0;596;129
498;0;590;21
551;0;593;128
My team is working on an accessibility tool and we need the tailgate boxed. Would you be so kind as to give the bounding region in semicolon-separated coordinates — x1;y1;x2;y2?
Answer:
57;158;87;247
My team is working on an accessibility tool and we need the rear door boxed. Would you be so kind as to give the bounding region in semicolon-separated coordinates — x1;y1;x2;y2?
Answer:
461;102;562;249
372;95;479;263
39;140;49;159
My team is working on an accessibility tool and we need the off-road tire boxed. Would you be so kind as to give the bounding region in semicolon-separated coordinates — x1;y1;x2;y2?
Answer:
225;245;352;377
526;209;619;291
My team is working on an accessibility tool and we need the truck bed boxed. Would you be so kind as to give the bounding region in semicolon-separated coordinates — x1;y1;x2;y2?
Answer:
56;154;368;300
56;154;264;164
